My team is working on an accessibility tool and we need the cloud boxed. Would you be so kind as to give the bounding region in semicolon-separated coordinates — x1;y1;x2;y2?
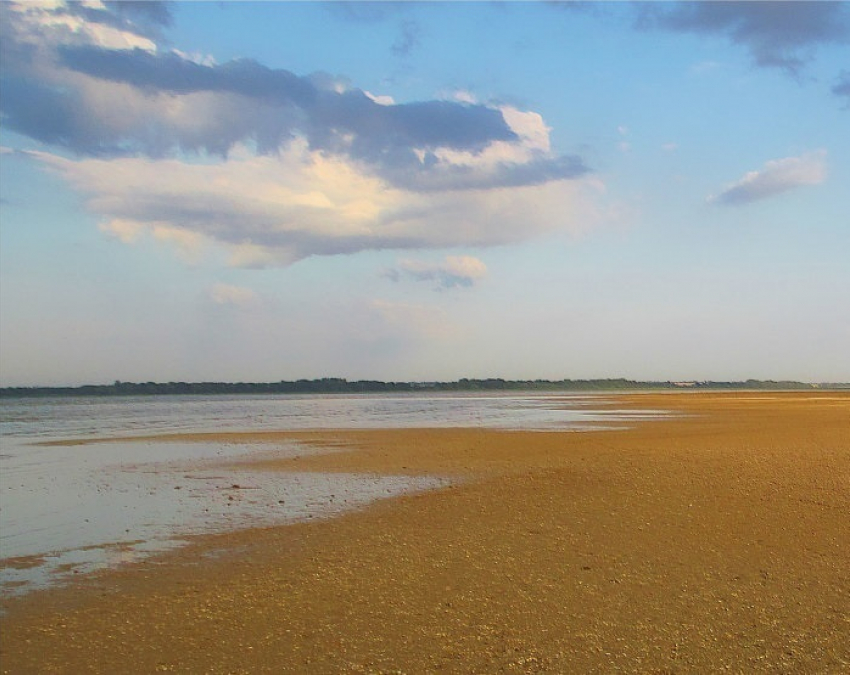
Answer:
834;71;850;102
1;2;588;192
636;1;850;74
364;90;395;106
447;89;477;105
107;1;172;30
709;151;827;206
31;144;600;267
2;1;599;268
1;0;161;54
389;256;488;290
392;20;421;57
18;44;519;164
209;283;259;308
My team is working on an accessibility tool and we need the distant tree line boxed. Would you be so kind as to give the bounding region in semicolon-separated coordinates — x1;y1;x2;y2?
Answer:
0;377;843;398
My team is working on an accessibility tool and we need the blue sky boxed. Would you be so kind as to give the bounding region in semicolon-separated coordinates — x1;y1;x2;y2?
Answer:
1;1;848;386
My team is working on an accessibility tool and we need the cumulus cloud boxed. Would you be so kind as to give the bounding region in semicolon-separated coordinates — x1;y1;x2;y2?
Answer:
709;151;827;206
30;144;598;267
2;1;598;268
636;1;850;75
389;256;488;290
0;1;586;190
0;1;161;54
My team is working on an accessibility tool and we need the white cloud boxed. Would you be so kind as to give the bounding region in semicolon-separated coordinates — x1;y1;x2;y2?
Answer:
428;104;553;172
443;255;487;282
709;151;827;205
32;145;601;268
171;48;216;67
99;218;144;244
364;90;395;106
503;107;552;153
391;255;488;289
6;1;157;53
446;89;478;105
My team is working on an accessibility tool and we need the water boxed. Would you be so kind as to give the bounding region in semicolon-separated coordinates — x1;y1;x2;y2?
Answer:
0;392;660;596
0;391;629;441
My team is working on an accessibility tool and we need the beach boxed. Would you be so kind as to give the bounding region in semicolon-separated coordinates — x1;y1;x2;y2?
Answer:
1;392;848;673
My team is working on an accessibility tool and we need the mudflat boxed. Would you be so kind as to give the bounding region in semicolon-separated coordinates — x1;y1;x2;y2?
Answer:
1;392;848;673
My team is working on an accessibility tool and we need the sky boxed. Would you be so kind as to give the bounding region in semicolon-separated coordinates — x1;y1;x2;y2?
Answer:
1;1;848;386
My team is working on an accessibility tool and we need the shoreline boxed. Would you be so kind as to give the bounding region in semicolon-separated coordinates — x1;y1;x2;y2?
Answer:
1;392;848;672
1;392;647;592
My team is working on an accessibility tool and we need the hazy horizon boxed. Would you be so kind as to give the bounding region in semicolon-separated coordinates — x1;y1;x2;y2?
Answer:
1;2;848;387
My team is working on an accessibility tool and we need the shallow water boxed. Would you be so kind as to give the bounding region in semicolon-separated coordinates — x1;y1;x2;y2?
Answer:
0;391;630;441
0;392;663;596
1;438;447;595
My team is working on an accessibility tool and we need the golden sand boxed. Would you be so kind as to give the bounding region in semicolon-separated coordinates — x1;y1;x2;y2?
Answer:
1;392;848;673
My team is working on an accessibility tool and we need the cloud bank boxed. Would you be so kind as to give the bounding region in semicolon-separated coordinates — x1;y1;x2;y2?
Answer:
0;1;594;266
709;151;827;206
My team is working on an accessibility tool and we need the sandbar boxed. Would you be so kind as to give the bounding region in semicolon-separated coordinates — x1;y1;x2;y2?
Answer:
1;392;848;673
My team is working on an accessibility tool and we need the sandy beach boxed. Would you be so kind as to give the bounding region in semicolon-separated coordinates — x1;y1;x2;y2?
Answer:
1;392;848;673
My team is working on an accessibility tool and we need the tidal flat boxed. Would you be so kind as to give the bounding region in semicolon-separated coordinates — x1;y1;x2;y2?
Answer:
1;393;653;595
1;392;848;673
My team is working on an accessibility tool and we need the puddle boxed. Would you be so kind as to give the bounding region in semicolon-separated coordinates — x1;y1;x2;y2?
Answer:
1;440;448;597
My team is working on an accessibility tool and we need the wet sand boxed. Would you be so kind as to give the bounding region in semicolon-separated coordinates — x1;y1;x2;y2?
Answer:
1;392;848;673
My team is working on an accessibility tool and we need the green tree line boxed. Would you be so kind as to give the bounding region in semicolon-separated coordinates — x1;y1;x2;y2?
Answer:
1;378;840;398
